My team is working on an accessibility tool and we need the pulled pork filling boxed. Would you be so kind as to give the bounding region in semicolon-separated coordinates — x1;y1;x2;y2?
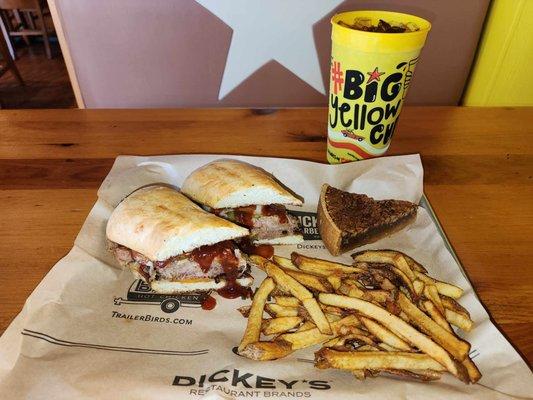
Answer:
209;204;301;240
108;240;248;283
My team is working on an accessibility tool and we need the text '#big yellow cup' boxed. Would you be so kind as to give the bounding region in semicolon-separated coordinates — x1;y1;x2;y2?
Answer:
327;11;431;164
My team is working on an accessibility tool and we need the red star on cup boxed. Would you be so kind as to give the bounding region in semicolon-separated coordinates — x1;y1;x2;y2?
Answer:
366;67;385;83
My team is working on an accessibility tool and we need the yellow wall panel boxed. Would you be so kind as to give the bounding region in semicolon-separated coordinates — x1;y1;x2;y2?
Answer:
463;0;533;106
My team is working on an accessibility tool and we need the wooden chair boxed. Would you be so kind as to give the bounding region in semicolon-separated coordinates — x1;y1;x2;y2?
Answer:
0;24;23;85
0;0;52;59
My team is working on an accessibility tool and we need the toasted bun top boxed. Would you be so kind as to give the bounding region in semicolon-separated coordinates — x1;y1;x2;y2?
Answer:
106;186;249;261
181;159;303;208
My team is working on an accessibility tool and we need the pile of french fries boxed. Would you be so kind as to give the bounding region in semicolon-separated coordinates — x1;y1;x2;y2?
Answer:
237;250;480;384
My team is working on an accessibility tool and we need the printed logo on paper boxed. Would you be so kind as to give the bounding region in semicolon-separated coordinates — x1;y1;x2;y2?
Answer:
172;367;332;398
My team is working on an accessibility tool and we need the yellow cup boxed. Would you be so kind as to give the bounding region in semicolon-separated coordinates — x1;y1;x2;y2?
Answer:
327;11;431;163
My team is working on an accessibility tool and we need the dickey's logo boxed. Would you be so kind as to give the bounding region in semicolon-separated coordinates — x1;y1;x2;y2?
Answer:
173;368;331;397
289;210;320;241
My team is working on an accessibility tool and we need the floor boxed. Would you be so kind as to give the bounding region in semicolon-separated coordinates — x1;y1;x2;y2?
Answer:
0;39;76;109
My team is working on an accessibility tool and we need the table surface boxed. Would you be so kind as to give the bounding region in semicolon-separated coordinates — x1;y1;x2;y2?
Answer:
0;107;532;365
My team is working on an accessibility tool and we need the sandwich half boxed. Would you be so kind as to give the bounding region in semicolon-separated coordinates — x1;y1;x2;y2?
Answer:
181;159;304;245
106;185;252;295
318;184;418;255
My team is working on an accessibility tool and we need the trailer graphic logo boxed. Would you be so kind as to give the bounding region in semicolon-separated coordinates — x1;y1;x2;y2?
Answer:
114;280;210;313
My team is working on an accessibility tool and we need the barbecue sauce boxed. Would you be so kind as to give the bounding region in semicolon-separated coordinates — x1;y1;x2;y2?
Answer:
191;240;250;300
237;237;274;259
190;240;238;273
217;280;252;299
201;295;217;310
233;205;256;228
261;204;288;223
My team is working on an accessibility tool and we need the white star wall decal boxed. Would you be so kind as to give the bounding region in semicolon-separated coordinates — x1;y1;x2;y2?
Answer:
195;0;344;100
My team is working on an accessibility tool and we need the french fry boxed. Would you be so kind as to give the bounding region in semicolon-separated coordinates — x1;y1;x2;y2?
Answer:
238;278;275;353
273;296;300;308
342;277;366;290
378;342;400;352
357;344;380;352
363;290;390;304
415;271;464;299
292;252;364;276
423;300;453;333
323;331;370;348
270;287;290;296
445;309;473;332
424;284;445;314
295;321;316;332
323;336;344;348
462;356;482;383
360;316;412;351
380;277;396;291
238;305;251;318
441;296;470;317
265;303;299;317
263;258;313;300
278;326;331;350
435;281;464;299
397;293;470;361
327;275;342;290
315;349;447;372
261;317;303;335
352;250;416;281
279;315;359;350
353;249;428;273
325;314;342;323
285;270;333;293
413;279;425;296
320;304;345;317
337;324;368;337
440;296;473;331
354;367;442;381
393;255;417;281
249;255;267;271
302;298;332;334
319;293;468;382
341;334;376;347
338;283;365;298
263;257;332;334
402;254;428;273
382;369;442;381
272;255;300;271
351;370;368;380
365;264;415;296
389;266;416;296
239;341;293;361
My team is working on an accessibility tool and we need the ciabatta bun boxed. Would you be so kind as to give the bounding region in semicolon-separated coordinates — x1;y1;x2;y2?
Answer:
254;234;304;245
106;186;249;261
181;159;303;208
150;275;253;294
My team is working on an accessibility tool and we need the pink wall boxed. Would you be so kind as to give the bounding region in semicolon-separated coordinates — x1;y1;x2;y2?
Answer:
55;0;490;108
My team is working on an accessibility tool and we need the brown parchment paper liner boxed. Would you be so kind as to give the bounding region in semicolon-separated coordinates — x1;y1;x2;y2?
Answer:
0;154;531;399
